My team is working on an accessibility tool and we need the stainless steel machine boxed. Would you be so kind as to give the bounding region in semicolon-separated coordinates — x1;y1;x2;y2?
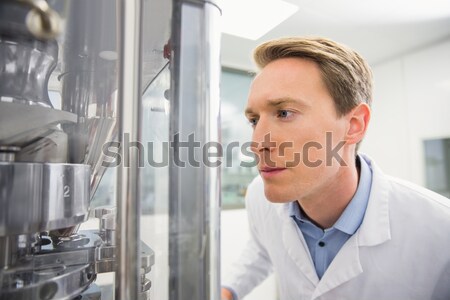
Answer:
0;0;221;299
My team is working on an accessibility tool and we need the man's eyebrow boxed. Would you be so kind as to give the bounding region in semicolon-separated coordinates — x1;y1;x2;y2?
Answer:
267;97;310;108
244;107;255;116
245;97;310;115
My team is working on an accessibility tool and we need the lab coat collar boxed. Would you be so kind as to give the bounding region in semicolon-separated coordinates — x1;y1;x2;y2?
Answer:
356;153;392;247
281;216;320;286
276;153;392;298
312;233;363;299
278;153;391;246
314;154;392;298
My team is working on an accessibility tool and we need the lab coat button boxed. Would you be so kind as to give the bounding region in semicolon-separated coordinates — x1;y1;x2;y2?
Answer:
318;241;325;247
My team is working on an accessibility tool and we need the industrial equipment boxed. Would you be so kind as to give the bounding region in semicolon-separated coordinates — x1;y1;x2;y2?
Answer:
0;0;221;299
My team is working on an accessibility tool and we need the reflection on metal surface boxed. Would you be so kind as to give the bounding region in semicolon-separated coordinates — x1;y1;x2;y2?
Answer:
0;163;90;236
0;0;221;298
59;0;119;197
0;0;141;299
0;102;76;154
169;1;221;299
115;0;143;299
0;215;155;300
0;37;57;107
0;263;96;300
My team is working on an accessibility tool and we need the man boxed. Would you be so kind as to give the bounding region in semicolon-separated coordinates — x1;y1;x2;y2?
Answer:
221;37;450;300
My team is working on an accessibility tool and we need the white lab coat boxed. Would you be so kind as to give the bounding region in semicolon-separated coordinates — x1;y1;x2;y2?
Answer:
222;154;450;300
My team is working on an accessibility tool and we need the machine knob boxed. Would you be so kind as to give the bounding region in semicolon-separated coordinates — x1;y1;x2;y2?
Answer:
94;206;116;219
100;214;116;231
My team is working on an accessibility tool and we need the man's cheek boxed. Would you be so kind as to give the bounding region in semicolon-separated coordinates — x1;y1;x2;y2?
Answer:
278;143;301;168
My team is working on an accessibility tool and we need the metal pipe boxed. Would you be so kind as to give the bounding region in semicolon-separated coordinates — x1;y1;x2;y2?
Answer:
115;0;143;299
204;4;222;299
168;1;221;299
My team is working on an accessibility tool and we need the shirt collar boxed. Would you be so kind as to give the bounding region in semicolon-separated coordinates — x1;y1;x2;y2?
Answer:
289;154;373;235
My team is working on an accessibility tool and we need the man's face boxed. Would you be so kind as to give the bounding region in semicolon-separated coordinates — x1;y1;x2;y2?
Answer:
245;57;350;203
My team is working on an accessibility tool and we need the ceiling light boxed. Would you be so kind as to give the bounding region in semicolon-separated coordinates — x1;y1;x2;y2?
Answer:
221;0;299;40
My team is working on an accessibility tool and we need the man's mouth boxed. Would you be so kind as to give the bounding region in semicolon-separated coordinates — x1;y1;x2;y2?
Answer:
259;166;287;178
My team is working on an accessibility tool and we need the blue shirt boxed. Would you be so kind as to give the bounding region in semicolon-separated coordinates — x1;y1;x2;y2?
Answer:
289;155;372;279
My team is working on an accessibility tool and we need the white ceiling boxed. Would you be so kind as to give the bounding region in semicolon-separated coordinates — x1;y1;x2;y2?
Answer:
220;0;450;71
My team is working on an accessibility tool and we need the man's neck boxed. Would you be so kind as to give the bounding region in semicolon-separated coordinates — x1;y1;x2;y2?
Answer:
297;156;360;229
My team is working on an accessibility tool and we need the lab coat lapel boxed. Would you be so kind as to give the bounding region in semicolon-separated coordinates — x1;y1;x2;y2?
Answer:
279;204;320;287
312;154;392;298
312;234;362;299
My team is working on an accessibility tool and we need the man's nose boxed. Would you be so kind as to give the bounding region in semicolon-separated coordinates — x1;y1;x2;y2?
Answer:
250;119;276;154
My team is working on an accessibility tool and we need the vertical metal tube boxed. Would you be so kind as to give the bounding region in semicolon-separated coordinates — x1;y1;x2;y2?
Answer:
204;4;222;299
169;1;221;299
116;0;143;299
0;237;12;269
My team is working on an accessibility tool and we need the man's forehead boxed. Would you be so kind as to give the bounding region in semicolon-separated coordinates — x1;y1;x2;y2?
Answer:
245;57;332;113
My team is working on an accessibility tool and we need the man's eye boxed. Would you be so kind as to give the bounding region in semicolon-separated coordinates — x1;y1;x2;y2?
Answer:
277;110;293;119
248;118;258;126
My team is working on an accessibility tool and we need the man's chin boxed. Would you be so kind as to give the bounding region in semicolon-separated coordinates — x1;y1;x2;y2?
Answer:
263;187;295;203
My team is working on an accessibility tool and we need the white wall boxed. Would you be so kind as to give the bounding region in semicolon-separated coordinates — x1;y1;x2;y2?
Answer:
362;38;450;186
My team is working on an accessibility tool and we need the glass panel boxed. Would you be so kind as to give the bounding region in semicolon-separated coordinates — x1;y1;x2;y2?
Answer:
138;1;172;299
168;2;221;299
221;69;258;209
140;64;171;300
424;138;450;198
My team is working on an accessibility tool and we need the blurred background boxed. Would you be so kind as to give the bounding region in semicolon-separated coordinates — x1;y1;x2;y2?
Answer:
219;1;450;299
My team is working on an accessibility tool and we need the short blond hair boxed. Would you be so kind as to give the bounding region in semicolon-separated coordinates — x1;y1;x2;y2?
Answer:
253;37;373;116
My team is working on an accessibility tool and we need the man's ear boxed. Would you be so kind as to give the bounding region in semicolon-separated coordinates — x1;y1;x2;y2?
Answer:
346;103;371;145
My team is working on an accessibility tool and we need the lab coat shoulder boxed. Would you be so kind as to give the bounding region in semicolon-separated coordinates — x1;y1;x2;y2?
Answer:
375;161;450;232
383;173;450;246
362;154;450;230
361;156;450;247
349;158;450;300
387;174;450;212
